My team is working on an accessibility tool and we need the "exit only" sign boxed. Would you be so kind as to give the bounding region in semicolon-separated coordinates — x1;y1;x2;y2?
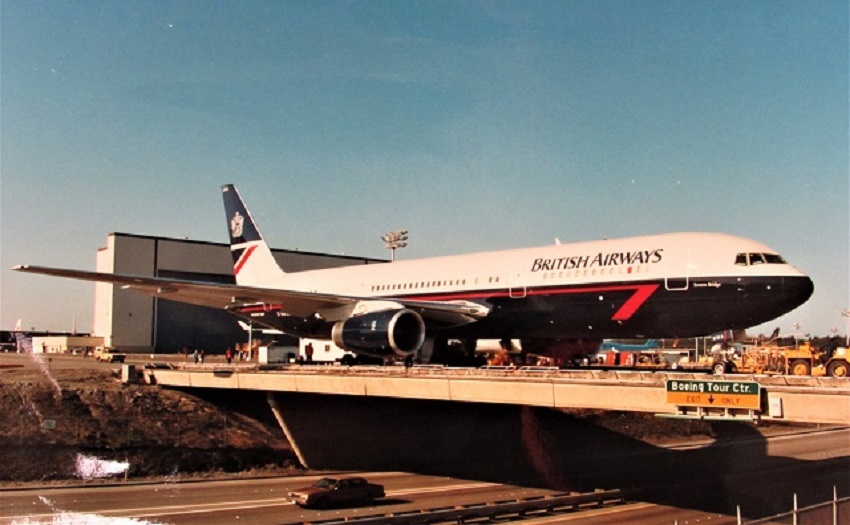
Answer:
666;379;761;410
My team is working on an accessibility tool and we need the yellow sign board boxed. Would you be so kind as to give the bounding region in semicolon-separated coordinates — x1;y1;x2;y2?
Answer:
666;379;761;410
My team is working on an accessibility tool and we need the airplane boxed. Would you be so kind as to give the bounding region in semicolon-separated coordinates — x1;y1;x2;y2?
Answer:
14;184;814;364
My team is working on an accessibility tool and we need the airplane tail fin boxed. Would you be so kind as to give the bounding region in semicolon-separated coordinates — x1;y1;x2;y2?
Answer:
221;184;287;287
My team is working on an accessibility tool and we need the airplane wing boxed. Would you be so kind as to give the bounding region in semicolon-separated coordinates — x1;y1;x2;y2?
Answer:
13;265;489;325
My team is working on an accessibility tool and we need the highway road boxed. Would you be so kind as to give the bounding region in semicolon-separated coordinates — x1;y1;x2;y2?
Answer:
2;473;550;524
2;428;848;524
0;473;724;525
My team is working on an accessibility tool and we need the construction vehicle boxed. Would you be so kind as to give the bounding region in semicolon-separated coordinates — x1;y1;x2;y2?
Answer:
785;341;849;377
696;341;849;377
826;346;850;377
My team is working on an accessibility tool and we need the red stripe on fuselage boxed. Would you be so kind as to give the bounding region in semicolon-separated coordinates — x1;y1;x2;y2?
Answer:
608;284;660;321
413;283;661;321
235;283;661;322
233;244;257;276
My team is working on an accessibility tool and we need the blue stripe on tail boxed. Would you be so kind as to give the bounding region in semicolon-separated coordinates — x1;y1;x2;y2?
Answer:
222;184;263;244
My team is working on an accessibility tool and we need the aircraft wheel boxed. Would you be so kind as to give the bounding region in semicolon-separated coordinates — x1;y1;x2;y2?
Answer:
827;360;849;378
789;359;811;376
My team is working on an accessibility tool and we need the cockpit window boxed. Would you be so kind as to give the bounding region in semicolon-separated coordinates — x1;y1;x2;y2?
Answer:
735;253;787;266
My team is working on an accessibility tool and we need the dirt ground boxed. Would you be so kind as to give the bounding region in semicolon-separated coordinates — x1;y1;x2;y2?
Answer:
0;356;299;484
0;353;810;485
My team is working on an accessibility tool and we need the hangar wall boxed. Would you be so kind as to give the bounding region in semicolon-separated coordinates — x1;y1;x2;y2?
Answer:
94;233;386;354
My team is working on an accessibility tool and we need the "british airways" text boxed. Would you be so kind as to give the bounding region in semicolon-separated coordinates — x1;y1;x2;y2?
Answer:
531;249;664;272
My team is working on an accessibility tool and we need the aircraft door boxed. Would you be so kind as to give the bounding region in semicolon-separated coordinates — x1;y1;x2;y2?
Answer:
664;248;690;291
509;272;527;299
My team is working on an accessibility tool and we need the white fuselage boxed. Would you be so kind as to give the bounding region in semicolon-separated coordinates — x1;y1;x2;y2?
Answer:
258;232;806;298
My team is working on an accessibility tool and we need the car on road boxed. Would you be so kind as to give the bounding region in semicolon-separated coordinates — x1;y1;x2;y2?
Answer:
93;347;126;363
288;477;385;508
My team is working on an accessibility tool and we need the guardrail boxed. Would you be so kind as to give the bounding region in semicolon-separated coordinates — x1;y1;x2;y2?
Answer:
292;488;625;525
155;361;850;388
742;489;849;524
151;363;850;395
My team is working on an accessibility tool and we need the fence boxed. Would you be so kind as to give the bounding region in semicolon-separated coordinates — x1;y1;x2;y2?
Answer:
740;489;849;525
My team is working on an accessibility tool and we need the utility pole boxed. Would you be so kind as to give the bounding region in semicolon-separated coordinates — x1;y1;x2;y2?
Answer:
842;309;850;346
382;230;409;262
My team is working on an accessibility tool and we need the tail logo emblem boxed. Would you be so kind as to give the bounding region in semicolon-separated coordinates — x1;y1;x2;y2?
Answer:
230;212;244;238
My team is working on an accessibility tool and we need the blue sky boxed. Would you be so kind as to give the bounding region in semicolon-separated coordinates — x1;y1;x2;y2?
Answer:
2;1;847;337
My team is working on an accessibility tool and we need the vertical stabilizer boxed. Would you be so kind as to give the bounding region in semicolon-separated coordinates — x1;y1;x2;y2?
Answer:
221;184;287;287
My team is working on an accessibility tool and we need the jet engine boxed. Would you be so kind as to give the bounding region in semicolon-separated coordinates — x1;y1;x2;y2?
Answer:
331;308;425;358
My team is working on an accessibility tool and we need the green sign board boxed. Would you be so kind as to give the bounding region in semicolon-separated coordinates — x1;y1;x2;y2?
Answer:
666;379;761;410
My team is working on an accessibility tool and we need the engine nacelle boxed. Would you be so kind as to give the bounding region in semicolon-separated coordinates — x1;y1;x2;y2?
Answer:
332;309;425;358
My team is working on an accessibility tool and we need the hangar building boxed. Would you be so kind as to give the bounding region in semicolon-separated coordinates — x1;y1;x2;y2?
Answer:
94;233;386;354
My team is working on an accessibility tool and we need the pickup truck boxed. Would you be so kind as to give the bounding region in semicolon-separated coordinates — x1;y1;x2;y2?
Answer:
93;347;126;363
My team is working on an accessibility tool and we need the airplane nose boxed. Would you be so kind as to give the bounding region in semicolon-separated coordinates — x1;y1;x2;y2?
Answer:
786;276;814;307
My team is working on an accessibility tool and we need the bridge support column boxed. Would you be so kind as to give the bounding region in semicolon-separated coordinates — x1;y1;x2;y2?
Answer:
266;392;310;468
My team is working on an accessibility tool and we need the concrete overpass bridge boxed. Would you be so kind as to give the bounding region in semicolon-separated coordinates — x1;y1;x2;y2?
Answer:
145;364;849;424
143;364;849;471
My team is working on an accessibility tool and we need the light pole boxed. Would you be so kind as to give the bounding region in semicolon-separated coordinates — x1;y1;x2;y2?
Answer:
382;230;408;262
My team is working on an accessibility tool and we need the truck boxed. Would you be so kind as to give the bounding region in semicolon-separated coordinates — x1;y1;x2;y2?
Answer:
258;345;298;364
93;346;126;363
299;338;357;365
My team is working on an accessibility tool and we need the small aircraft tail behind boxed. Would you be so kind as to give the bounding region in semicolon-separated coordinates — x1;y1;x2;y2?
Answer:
221;184;287;287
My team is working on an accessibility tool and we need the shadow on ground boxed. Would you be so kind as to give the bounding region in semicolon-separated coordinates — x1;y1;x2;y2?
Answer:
272;392;849;520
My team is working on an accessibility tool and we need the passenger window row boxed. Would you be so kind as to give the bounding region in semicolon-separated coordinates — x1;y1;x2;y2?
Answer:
370;276;500;293
539;265;649;280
